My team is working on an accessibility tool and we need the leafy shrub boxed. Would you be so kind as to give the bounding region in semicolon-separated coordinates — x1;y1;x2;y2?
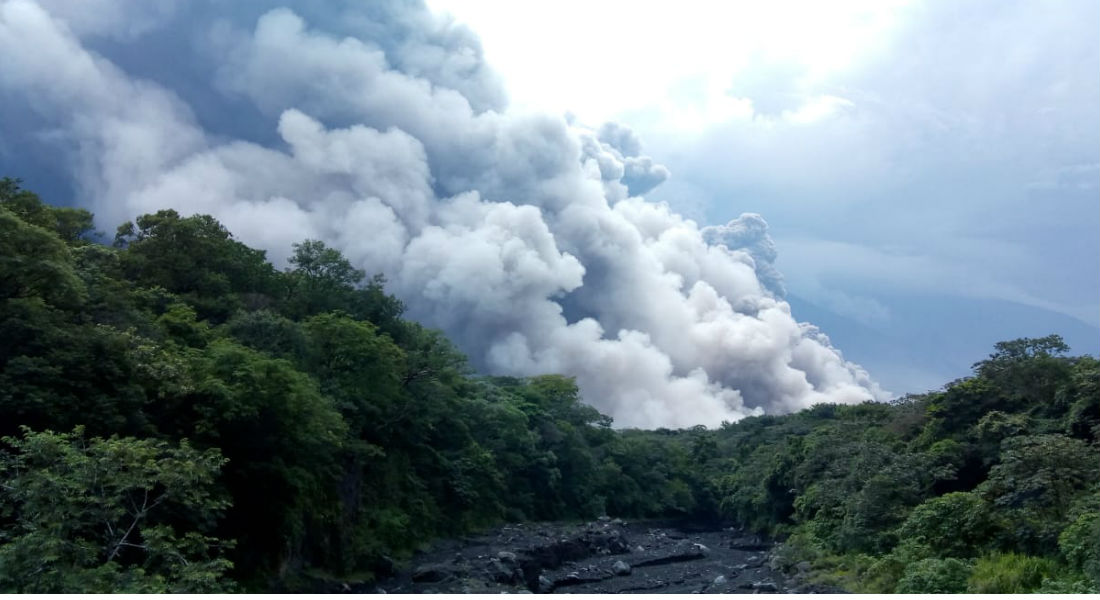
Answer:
979;435;1099;553
1059;511;1100;585
0;427;233;592
895;557;972;593
896;492;993;558
966;552;1059;593
1036;577;1099;593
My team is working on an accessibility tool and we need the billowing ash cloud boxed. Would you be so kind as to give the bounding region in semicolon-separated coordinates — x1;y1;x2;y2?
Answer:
592;121;671;197
702;214;786;298
0;0;887;428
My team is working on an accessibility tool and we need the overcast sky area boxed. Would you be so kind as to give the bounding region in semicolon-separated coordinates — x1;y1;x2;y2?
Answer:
1;0;1096;425
431;0;1100;392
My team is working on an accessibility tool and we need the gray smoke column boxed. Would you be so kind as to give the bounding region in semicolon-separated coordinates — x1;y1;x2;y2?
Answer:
0;0;888;428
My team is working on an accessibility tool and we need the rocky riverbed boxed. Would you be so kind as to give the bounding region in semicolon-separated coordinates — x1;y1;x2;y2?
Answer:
363;518;842;594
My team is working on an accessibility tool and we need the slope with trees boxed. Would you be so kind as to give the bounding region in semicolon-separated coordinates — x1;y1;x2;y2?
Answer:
1;178;1095;593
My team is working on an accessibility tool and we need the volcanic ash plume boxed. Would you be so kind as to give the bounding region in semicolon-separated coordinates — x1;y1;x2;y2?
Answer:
0;0;888;427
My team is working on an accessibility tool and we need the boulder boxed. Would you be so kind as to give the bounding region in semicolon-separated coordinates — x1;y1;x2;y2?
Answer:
487;558;521;584
631;541;709;568
612;560;632;576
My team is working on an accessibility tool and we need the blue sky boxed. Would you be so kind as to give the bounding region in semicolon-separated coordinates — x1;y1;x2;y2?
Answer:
1;0;1096;424
431;0;1100;394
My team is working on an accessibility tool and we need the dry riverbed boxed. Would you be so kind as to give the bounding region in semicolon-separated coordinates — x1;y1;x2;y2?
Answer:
362;518;842;594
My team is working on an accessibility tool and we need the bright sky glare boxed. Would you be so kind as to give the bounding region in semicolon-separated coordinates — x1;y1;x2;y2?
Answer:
428;0;910;129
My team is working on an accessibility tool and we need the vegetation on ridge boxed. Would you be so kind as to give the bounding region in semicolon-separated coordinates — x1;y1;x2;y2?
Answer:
1;178;1096;592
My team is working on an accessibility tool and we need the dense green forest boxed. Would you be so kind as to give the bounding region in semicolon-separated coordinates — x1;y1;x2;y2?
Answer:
1;178;1097;593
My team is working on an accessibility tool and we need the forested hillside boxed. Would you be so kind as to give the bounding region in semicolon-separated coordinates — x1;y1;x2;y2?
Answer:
1;178;1096;593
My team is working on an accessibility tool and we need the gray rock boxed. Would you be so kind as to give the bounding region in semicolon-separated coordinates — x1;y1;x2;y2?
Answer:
631;541;710;568
795;561;812;574
497;551;517;563
487;558;520;584
634;545;646;553
612;560;632;576
537;575;555;593
411;563;453;583
713;575;727;585
753;581;779;592
728;535;769;551
598;515;612;522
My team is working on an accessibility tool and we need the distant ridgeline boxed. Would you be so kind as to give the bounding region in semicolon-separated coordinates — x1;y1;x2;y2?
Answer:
1;177;1097;593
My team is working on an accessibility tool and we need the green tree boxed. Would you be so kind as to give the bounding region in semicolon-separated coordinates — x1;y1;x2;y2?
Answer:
0;208;84;307
979;434;1099;553
1060;356;1100;442
0;205;151;439
1;177;94;243
895;492;994;558
184;340;346;577
895;557;973;593
972;335;1073;417
281;240;406;337
300;312;405;438
283;239;364;318
115;210;276;321
1058;495;1100;586
223;309;307;360
0;427;233;592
